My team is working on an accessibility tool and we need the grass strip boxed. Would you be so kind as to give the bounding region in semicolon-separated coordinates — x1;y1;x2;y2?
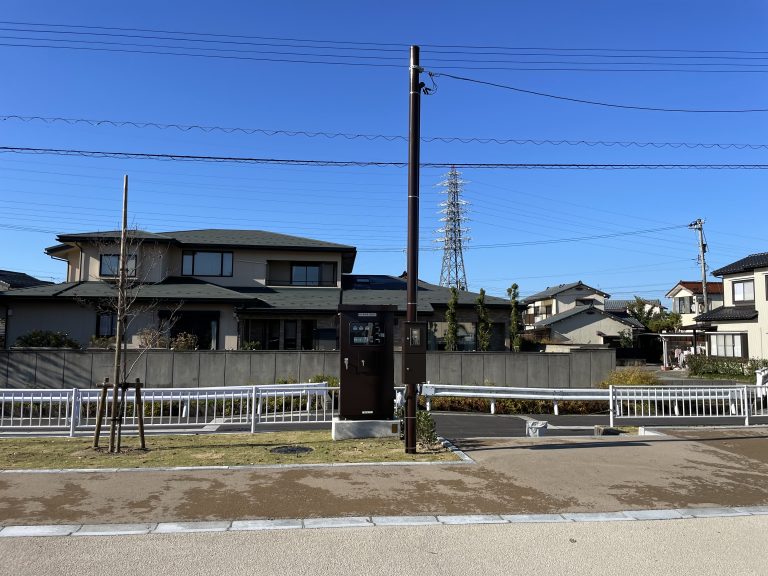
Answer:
0;431;456;470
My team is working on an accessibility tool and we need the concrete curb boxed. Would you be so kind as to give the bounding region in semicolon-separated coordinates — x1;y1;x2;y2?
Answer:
2;507;766;538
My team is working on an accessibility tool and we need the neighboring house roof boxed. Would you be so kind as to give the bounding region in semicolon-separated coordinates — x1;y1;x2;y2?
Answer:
0;278;253;302
665;281;724;298
604;299;663;312
534;305;644;329
341;275;509;314
711;252;768;277
0;274;509;315
0;269;51;290
695;306;758;322
48;229;358;273
522;281;609;304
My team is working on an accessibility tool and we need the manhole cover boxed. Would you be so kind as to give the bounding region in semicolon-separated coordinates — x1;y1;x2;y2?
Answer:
270;445;313;455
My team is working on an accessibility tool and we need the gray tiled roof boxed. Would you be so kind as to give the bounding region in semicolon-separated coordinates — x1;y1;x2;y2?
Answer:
1;278;253;302
534;305;643;329
712;252;768;276
0;270;51;289
0;274;510;314
695;306;758;322
54;229;354;251
239;287;341;312
604;299;663;312
522;281;609;304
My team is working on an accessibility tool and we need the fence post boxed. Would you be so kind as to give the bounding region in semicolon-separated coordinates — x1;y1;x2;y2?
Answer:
250;386;258;433
490;400;496;415
69;388;81;438
609;385;615;428
743;385;750;427
553;399;559;416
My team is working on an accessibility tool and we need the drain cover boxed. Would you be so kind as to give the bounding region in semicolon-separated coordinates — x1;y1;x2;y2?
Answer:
270;445;313;455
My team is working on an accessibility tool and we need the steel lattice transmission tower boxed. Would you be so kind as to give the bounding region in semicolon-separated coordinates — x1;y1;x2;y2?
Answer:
436;166;470;290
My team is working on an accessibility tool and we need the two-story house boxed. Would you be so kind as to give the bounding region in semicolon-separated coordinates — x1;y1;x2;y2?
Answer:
694;253;768;360
665;281;724;326
522;281;644;345
1;229;510;351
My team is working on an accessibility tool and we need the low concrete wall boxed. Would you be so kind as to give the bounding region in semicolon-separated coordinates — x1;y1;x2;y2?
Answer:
0;349;615;389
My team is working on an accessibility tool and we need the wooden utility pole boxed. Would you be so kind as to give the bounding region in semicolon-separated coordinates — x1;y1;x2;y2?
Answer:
108;175;129;453
405;46;422;454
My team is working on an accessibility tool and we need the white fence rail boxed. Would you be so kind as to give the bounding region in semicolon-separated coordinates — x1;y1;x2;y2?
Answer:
420;383;608;415
420;383;768;427
0;383;339;436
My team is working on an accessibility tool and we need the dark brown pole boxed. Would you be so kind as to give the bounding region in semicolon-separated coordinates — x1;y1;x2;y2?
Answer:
135;378;146;450
405;45;421;454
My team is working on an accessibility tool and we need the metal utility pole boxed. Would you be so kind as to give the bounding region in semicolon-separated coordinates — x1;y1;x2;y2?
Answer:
437;166;470;290
689;219;708;313
404;46;422;454
108;175;129;453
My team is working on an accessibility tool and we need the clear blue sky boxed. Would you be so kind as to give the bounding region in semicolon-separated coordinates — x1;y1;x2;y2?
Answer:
1;1;767;303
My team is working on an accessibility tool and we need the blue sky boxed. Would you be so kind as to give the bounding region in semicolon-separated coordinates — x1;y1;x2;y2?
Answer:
1;1;767;303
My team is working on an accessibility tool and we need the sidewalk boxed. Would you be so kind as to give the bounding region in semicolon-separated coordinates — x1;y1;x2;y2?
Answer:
2;427;768;526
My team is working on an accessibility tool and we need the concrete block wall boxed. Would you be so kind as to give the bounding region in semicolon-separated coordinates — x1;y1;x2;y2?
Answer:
0;348;615;389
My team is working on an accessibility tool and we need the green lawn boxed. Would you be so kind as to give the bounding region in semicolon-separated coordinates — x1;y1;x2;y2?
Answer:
0;431;457;470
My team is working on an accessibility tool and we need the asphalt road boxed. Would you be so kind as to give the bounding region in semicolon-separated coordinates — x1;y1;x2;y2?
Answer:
1;516;766;576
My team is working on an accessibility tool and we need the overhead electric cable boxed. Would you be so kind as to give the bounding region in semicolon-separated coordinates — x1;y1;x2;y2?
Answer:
430;71;768;112
3;114;767;149
3;146;768;168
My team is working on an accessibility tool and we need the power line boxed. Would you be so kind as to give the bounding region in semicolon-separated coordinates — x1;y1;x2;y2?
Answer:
5;30;768;69
5;114;768;149
4;21;768;56
430;71;768;112
4;146;768;169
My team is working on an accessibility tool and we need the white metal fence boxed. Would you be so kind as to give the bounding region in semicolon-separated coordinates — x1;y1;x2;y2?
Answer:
0;383;338;437
609;385;768;427
420;382;768;427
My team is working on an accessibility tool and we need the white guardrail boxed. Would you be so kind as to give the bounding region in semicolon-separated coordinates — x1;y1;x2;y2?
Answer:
0;383;338;437
420;382;768;427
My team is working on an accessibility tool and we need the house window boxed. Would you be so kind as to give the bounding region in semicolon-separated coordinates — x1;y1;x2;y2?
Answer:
284;320;298;350
301;319;316;350
709;333;748;358
732;279;754;304
290;262;336;286
182;251;233;277
97;313;116;337
100;254;136;278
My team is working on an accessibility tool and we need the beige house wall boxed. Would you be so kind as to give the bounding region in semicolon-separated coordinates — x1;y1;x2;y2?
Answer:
547;311;630;345
553;287;606;314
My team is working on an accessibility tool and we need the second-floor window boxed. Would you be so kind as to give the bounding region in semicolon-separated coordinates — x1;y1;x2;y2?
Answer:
290;262;336;286
733;279;754;304
182;251;233;277
100;254;136;278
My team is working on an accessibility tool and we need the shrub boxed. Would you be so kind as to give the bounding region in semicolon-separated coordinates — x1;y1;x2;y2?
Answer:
687;355;768;379
276;376;298;384
137;328;169;349
89;335;115;349
171;332;198;351
599;368;660;388
416;410;438;446
15;330;80;349
309;374;339;386
241;340;262;350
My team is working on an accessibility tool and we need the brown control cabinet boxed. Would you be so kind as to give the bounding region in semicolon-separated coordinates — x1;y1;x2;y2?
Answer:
402;321;427;385
338;305;395;420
